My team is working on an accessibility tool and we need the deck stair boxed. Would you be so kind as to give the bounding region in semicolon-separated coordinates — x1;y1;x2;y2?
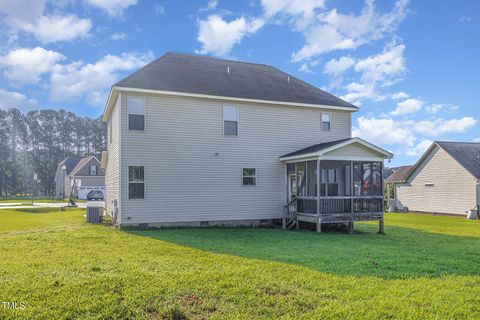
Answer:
283;196;298;230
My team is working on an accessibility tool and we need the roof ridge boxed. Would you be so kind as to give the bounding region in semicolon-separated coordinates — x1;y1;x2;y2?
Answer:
164;51;273;68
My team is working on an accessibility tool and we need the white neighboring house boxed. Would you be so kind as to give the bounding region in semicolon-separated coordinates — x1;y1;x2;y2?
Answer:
101;52;393;231
54;156;105;200
393;141;480;215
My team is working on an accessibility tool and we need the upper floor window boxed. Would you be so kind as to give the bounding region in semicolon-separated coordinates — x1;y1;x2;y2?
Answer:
128;166;145;199
90;165;97;175
321;112;331;131
127;96;145;131
223;106;238;136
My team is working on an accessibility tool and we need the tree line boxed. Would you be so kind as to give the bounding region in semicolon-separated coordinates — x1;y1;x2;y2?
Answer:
0;108;106;197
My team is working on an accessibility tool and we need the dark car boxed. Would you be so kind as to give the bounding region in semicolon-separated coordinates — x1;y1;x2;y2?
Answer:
86;190;104;201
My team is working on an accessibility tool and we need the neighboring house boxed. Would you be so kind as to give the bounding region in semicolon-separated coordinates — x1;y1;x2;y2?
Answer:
393;141;480;215
54;156;105;199
385;165;413;212
101;52;392;231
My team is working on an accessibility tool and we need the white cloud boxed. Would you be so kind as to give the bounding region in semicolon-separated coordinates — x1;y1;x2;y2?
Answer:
196;15;264;56
353;116;416;147
292;0;409;61
405;139;432;157
354;44;405;84
85;0;138;17
0;1;91;43
199;0;218;13
153;3;165;15
413;117;477;136
459;16;472;23
111;32;128;40
261;0;326;30
50;51;153;105
426;103;442;114
341;82;386;105
390;98;423;116
323;56;355;77
1;47;65;84
473;138;480;143
353;115;478;158
24;15;91;43
391;91;409;100
0;88;37;110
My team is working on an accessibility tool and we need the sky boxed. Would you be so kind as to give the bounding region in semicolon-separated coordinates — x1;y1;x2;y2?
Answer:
0;0;479;166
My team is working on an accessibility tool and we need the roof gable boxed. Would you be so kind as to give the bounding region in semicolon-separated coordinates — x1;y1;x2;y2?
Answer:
114;52;357;109
280;137;393;161
69;156;104;176
403;141;480;182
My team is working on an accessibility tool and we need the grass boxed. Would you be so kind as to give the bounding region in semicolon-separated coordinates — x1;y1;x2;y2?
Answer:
0;210;479;319
0;197;86;204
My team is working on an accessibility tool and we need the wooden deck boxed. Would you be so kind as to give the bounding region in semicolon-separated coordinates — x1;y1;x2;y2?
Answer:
296;212;384;234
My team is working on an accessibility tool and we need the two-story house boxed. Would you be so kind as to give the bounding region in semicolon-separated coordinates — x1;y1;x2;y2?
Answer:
101;52;392;232
55;155;105;200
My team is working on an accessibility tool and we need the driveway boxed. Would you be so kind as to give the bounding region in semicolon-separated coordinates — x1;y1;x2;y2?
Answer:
0;201;104;210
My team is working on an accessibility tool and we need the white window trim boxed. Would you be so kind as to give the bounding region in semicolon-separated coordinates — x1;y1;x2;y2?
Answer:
223;105;239;137
127;95;147;132
127;165;146;200
90;165;97;175
321;112;331;131
242;167;257;186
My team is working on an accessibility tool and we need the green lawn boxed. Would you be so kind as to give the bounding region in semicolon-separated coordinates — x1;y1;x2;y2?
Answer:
0;197;86;204
1;210;479;319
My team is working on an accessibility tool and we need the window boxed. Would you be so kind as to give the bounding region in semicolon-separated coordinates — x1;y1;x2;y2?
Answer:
127;96;145;131
128;166;145;199
321;112;331;131
425;183;434;187
242;168;256;186
223;106;238;136
90;165;97;175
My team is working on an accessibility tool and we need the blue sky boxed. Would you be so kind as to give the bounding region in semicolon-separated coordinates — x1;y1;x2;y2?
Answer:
0;0;479;166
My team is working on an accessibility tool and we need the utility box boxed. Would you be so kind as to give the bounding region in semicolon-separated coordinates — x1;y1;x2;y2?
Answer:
86;206;103;223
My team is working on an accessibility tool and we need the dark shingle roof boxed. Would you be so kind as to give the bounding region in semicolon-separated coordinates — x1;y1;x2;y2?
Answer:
436;141;480;179
385;165;413;183
59;156;82;175
115;52;357;109
281;138;352;158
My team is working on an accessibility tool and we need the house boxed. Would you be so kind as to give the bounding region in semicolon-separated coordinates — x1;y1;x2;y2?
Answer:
385;165;413;212
54;155;105;200
101;52;393;232
392;141;480;215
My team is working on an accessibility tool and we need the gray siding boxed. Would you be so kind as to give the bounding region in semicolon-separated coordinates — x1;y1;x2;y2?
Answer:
117;92;352;225
73;158;104;176
397;145;476;215
74;176;105;187
105;95;121;218
323;142;384;160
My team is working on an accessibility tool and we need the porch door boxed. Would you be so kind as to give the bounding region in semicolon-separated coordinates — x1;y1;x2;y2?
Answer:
288;174;296;200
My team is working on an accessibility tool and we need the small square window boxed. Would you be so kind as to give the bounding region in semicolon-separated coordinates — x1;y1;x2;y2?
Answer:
242;168;256;186
321;112;331;131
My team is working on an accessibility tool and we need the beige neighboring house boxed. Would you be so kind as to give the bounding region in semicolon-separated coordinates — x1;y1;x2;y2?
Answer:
55;156;105;200
101;52;392;231
391;141;480;215
385;165;413;212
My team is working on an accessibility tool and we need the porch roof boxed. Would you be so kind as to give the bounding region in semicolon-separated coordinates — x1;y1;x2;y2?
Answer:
279;137;393;162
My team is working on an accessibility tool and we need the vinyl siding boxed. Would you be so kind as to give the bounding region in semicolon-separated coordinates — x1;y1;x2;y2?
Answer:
397;145;476;215
105;94;121;218
323;142;385;160
74;176;105;187
72;158;104;176
117;92;352;225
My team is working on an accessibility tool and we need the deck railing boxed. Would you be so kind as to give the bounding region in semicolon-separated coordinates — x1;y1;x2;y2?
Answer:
296;196;384;215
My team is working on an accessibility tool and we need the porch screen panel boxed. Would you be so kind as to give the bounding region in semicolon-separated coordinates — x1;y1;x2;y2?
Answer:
297;162;306;196
307;160;317;196
353;162;382;196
